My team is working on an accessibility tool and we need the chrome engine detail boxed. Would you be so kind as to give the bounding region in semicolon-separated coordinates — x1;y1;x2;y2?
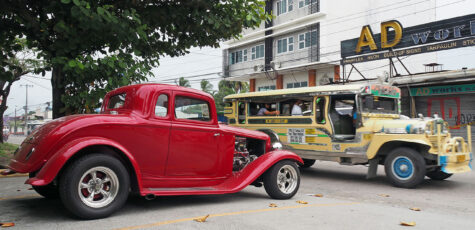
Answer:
233;136;258;171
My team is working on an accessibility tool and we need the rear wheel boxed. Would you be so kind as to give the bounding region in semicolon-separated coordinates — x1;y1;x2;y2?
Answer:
426;169;452;180
59;154;130;219
384;147;426;188
300;159;316;168
263;160;300;199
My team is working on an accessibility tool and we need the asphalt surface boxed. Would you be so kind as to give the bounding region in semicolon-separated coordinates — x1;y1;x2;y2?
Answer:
1;159;474;230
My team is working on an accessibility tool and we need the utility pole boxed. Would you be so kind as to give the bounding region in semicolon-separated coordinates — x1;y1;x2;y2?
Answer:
20;84;33;135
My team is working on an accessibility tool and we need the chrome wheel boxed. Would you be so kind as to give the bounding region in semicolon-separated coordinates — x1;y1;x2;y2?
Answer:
276;165;298;194
78;166;119;209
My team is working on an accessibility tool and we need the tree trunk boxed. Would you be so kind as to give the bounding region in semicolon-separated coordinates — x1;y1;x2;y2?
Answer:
51;67;66;119
0;110;4;144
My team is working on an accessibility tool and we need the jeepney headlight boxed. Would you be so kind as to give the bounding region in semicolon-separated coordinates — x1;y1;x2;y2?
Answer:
411;123;426;134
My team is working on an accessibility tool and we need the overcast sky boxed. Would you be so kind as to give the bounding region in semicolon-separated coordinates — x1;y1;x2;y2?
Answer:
4;0;475;117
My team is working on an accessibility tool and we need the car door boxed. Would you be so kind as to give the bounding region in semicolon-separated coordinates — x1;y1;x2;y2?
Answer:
141;91;172;180
166;92;221;178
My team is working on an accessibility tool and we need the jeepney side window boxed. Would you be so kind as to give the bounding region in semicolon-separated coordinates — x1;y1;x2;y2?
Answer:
315;97;326;124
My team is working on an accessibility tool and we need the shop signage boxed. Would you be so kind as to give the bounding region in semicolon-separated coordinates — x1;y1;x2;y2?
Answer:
341;13;475;60
410;83;475;96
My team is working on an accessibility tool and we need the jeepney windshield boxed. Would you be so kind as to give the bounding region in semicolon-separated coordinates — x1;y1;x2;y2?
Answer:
361;95;398;114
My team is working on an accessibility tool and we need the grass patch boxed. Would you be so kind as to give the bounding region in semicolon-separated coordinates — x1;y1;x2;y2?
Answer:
0;142;19;158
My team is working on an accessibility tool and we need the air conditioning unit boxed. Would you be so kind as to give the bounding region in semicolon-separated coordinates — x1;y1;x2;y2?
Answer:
270;61;281;69
253;65;264;72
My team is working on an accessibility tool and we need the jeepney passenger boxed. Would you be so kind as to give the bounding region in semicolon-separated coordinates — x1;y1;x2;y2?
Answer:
257;103;280;116
291;100;303;116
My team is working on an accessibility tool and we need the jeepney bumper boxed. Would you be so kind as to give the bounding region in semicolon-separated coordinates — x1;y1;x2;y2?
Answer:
438;152;472;174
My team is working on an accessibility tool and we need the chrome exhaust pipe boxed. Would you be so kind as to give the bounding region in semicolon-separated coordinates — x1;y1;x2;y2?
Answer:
145;194;156;200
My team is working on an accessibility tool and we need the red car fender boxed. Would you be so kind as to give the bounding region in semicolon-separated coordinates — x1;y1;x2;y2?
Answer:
215;149;303;192
26;137;143;190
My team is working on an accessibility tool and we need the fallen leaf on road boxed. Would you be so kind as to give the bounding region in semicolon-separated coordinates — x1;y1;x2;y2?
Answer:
16;190;20;192
378;194;390;197
400;221;416;226
27;188;33;190
296;200;308;204
269;203;278;208
313;194;323;197
0;222;15;227
194;214;210;223
409;207;421;211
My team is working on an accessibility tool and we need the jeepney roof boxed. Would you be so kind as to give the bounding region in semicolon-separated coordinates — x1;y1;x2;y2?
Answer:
224;84;369;101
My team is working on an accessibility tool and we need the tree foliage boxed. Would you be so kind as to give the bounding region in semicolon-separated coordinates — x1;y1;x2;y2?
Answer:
0;37;44;142
200;79;214;95
213;80;249;113
176;77;191;88
1;0;269;118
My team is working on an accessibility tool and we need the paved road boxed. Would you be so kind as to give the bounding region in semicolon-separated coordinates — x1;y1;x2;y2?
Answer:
1;161;474;230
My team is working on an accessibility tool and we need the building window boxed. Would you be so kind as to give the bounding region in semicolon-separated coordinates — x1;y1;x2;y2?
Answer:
288;36;294;51
299;0;317;8
277;38;287;54
258;85;276;91
277;36;294;54
277;0;293;15
229;50;245;65
252;44;264;60
287;81;308;88
298;31;317;49
243;49;247;62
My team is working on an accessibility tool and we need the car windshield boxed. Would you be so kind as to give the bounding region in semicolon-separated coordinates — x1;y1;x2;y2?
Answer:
361;95;398;114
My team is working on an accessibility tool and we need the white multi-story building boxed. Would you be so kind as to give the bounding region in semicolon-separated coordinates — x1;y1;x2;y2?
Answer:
222;0;452;92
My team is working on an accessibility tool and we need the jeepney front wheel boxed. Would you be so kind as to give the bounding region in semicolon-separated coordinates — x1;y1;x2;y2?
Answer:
426;169;453;180
384;147;426;188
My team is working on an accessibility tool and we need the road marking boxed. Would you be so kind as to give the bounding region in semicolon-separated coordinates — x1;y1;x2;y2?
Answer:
115;202;358;230
0;194;41;201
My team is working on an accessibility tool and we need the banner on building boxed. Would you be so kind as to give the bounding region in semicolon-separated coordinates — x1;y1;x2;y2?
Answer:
410;83;475;96
340;13;475;63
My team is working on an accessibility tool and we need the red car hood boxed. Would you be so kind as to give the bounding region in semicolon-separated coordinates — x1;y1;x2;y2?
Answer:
219;124;269;141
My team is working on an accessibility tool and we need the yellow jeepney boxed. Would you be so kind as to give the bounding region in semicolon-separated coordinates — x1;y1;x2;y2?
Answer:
224;84;472;188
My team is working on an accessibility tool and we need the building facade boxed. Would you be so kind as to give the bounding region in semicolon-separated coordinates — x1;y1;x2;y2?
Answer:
222;0;444;91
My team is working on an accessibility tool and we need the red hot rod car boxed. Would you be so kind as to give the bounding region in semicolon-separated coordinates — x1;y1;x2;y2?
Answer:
5;84;303;219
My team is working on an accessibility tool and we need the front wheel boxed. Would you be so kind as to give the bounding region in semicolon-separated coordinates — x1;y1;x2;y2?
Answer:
384;147;426;188
59;154;130;219
426;169;452;180
263;160;300;199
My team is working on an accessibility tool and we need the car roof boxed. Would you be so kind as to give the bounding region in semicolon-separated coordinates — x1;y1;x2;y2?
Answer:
107;83;212;98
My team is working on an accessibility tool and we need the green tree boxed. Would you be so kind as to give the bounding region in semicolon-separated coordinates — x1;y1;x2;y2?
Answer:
213;80;249;113
200;79;214;95
1;0;268;118
0;38;44;143
176;77;191;88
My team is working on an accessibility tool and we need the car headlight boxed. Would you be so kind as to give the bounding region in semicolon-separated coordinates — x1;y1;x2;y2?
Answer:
272;142;283;150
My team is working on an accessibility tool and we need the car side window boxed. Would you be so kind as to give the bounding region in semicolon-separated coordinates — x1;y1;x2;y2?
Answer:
174;96;211;121
108;93;126;109
155;94;168;117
